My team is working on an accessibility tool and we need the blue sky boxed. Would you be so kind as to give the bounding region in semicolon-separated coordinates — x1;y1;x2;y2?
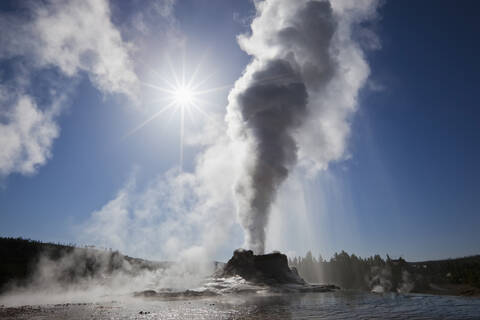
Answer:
0;0;479;262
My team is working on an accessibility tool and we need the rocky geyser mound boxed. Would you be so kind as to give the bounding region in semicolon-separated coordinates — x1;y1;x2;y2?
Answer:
220;249;306;285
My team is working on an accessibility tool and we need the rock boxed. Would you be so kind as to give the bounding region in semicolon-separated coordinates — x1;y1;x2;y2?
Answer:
220;249;306;285
134;290;157;297
134;289;219;298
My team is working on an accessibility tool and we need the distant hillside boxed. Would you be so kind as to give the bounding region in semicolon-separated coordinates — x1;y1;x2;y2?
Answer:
408;256;480;295
0;237;168;293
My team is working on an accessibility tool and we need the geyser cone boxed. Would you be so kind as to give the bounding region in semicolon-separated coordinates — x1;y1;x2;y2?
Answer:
221;249;305;285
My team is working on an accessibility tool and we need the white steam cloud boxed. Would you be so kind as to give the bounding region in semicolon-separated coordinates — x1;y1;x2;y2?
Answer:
226;0;378;254
0;0;140;178
80;141;238;262
0;94;61;176
0;0;138;97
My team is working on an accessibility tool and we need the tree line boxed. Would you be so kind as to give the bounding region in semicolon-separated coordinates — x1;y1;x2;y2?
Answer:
289;250;480;294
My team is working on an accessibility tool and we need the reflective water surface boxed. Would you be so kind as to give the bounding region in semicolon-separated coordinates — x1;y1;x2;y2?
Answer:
1;291;480;319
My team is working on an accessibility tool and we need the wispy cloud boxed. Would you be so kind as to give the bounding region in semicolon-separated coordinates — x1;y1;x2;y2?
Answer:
1;0;138;98
0;94;61;177
0;0;175;178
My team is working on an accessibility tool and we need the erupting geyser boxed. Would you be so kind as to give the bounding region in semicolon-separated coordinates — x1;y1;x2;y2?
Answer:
226;0;337;254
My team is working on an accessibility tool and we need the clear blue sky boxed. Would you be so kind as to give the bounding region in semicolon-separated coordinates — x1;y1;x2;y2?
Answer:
0;0;479;262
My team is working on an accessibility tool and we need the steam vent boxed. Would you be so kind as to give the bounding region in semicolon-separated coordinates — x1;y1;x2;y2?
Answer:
220;249;306;285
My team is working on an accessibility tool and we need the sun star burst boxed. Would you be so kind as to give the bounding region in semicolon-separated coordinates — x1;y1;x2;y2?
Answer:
123;53;230;171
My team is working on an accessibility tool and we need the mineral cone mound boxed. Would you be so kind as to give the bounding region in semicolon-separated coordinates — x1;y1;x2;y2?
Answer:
134;249;339;298
220;249;306;285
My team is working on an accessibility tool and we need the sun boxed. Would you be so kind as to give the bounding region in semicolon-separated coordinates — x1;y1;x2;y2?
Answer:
124;53;231;171
172;85;195;106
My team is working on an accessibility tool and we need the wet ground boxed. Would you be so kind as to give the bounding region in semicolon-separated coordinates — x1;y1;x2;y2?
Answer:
1;290;480;319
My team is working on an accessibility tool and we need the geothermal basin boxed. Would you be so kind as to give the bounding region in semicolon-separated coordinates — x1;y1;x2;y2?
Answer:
1;250;480;319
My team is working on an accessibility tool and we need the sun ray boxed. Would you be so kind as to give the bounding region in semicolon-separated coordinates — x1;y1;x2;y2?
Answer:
166;54;181;88
141;81;177;95
187;100;225;133
190;102;215;123
193;83;233;95
149;68;178;91
184;102;195;124
121;100;176;140
179;105;185;172
187;49;211;89
164;104;178;126
142;96;173;105
190;72;217;91
181;49;186;88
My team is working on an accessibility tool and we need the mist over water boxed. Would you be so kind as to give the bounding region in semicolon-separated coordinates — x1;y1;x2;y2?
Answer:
2;291;480;319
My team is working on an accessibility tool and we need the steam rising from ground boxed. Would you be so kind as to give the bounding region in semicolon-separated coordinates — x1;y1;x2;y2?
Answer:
226;0;378;254
0;248;216;307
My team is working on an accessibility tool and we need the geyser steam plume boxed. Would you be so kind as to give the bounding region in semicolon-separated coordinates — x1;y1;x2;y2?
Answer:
227;0;377;254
